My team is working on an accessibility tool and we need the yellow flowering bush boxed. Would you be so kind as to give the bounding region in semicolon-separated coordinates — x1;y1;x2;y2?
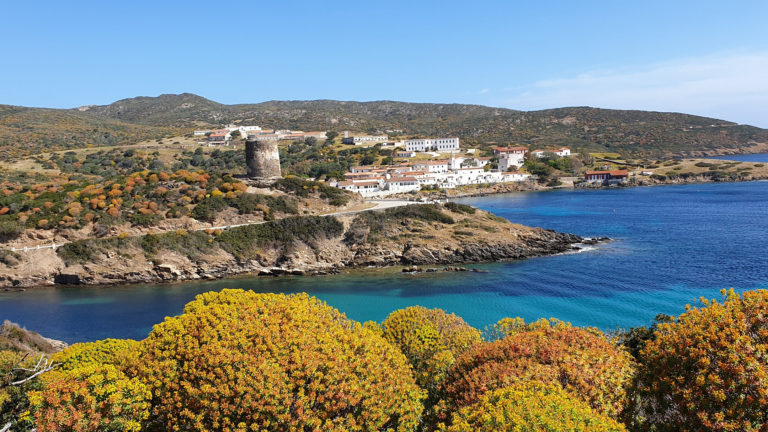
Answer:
28;364;150;432
52;338;139;371
132;289;424;432
382;306;481;397
440;382;627;432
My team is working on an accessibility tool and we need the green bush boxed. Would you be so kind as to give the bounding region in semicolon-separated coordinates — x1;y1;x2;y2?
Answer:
191;196;228;222
140;231;212;258
127;213;162;227
443;202;476;214
217;216;344;259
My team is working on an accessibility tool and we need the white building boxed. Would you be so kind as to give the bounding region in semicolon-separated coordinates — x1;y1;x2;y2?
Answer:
533;147;571;158
411;160;450;173
499;153;525;171
342;135;389;145
404;137;460;152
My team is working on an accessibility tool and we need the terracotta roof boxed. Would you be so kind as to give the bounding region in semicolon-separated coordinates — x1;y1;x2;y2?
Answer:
586;170;628;176
493;146;528;152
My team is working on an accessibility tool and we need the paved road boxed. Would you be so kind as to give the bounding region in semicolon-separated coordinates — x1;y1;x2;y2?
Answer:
6;199;421;252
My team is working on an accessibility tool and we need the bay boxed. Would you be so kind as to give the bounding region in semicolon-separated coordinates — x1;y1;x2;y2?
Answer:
2;181;767;343
708;152;768;162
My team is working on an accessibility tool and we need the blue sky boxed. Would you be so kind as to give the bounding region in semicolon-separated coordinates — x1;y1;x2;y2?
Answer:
2;0;767;126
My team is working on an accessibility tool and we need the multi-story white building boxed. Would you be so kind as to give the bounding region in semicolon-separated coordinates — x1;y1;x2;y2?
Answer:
404;137;460;152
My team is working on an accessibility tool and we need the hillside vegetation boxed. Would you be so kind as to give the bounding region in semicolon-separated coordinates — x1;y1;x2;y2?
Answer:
2;93;766;158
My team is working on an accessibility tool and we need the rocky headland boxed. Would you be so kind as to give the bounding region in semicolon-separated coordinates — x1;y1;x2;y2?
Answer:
0;204;593;288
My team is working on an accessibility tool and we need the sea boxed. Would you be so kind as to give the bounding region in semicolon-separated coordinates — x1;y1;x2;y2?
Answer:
2;179;768;343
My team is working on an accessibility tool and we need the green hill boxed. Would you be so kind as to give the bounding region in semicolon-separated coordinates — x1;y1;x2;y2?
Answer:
1;93;766;158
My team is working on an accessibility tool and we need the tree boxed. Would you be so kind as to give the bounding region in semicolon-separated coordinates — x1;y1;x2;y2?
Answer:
229;130;241;140
130;290;424;432
325;131;339;142
629;289;768;431
439;318;634;422
440;382;627;432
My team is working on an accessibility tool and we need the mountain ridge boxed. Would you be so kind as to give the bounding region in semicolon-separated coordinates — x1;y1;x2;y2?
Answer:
2;93;766;158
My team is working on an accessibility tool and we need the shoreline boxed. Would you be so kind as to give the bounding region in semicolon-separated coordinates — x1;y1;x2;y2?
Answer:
1;239;600;292
410;172;768;200
1;206;589;291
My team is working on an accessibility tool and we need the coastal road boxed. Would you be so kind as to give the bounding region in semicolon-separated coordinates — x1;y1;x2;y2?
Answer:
6;199;421;253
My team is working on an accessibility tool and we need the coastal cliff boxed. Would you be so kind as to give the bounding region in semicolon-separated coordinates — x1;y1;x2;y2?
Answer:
0;204;587;288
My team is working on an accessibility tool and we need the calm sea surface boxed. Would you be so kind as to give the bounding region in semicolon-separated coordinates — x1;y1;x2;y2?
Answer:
2;181;768;343
709;152;768;162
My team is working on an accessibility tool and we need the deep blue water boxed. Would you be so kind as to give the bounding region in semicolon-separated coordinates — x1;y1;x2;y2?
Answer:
2;182;768;343
709;152;768;162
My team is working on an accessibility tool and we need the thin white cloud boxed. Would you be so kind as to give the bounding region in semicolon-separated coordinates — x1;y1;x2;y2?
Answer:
504;52;768;128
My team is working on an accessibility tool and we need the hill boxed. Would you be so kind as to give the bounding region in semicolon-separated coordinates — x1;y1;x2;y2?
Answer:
1;93;766;158
80;94;768;157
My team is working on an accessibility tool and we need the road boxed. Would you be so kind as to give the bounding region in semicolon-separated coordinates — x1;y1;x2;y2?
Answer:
6;199;419;253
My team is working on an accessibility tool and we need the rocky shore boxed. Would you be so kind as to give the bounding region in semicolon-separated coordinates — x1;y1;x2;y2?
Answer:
0;205;595;289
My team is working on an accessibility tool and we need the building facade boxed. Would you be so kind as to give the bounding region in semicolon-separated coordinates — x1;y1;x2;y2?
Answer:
404;137;460;152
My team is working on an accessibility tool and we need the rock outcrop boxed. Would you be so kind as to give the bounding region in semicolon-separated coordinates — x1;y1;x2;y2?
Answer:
0;205;596;288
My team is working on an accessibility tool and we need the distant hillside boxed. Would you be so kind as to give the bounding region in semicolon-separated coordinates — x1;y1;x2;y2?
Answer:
1;93;766;158
82;94;768;157
0;104;179;159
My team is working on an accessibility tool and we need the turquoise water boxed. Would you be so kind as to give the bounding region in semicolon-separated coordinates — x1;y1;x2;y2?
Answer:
2;182;768;343
709;152;768;162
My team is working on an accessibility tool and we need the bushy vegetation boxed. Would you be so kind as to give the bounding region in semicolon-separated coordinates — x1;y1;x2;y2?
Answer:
627;289;768;431
130;290;424;431
57;215;344;264
438;318;634;423
274;177;351;206
441;382;627;432
443;202;475;214
5;288;768;432
345;204;455;245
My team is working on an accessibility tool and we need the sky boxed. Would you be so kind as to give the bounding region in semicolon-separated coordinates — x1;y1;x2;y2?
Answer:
2;0;767;127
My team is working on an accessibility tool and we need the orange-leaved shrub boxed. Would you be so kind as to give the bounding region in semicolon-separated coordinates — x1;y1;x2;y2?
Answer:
440;382;627;432
28;364;150;432
630;289;768;431
439;318;634;422
131;289;424;432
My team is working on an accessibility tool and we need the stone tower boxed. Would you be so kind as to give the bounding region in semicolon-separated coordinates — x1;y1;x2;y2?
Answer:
245;138;281;180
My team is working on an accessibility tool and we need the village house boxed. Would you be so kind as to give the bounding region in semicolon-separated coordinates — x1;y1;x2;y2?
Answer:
342;135;389;145
332;157;532;197
532;147;571;158
585;170;629;185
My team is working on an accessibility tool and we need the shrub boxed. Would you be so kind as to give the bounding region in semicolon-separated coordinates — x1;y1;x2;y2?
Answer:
53;339;139;371
191;196;228;222
440;382;627;432
440;319;634;421
274;177;352;206
443;202;476;214
629;289;768;431
131;290;424;431
126;212;161;227
230;193;298;215
383;307;481;392
217;216;343;259
29;364;150;432
139;231;212;258
0;218;24;241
